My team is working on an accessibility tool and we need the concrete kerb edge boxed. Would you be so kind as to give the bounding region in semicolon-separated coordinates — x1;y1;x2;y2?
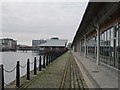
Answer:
71;52;101;89
17;67;49;89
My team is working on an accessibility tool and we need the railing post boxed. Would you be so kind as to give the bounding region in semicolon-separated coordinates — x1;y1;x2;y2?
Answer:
50;55;53;63
46;55;48;66
39;56;41;71
43;55;45;68
54;53;56;60
27;59;30;80
0;64;4;90
34;57;37;75
16;61;20;87
48;55;50;64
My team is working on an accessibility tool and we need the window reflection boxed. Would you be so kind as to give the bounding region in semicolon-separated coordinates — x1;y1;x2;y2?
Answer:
79;24;120;69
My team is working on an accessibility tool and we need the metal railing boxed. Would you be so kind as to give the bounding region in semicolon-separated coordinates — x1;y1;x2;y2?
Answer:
0;50;67;90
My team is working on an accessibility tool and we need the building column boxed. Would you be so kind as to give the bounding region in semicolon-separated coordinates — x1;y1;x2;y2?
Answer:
86;40;88;57
78;41;80;53
96;25;100;65
113;26;116;67
74;43;77;52
73;45;75;52
84;36;87;57
95;36;97;59
76;43;78;52
80;41;81;54
77;41;79;53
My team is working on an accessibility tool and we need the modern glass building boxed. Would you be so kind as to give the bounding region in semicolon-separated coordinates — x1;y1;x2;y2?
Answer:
84;23;120;69
72;2;120;69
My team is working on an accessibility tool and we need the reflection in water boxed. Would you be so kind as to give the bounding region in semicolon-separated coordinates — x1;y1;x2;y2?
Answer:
1;51;40;84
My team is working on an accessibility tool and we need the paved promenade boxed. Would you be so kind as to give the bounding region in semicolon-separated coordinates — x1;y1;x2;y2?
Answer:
5;51;119;89
72;52;119;89
20;51;87;89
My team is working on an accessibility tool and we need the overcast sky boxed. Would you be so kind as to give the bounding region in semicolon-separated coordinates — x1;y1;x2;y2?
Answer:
1;1;88;45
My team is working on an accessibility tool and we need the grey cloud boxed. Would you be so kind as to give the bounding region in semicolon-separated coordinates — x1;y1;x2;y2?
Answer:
2;2;88;45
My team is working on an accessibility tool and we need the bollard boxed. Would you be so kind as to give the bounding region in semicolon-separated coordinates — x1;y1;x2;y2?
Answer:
0;64;4;90
50;55;53;63
53;53;55;61
43;55;45;68
48;55;49;64
47;56;49;65
46;56;48;66
27;59;30;80
50;55;52;63
16;61;20;87
49;55;51;64
53;53;55;60
39;56;41;71
48;55;50;64
34;57;37;75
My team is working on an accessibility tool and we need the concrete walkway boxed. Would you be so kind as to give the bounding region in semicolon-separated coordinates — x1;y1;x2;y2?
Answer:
20;51;87;89
72;52;119;89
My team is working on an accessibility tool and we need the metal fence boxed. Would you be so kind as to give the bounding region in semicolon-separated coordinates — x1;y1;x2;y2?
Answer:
0;50;67;90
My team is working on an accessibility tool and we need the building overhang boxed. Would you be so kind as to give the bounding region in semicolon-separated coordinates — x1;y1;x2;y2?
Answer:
72;2;120;47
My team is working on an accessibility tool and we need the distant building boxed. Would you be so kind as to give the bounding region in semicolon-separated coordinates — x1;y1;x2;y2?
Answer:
17;44;33;52
0;38;17;51
32;39;46;48
37;38;68;53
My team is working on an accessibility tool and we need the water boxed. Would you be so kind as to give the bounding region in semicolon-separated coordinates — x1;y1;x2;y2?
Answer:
0;51;42;85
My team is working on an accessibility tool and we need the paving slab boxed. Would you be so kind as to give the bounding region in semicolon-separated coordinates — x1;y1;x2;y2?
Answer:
25;52;68;89
72;52;119;89
20;51;87;89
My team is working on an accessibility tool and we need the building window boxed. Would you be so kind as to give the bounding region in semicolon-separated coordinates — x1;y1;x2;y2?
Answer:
87;36;96;59
85;23;119;69
99;24;120;69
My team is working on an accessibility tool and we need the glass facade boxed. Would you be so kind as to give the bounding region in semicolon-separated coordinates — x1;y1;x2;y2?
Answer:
87;36;97;59
81;40;85;54
80;23;120;69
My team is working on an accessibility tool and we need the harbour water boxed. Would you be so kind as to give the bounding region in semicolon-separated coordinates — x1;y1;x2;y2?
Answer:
0;51;41;85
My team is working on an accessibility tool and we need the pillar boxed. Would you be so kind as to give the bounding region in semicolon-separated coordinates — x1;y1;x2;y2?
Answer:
77;41;80;53
95;36;97;59
96;25;100;65
80;41;82;54
86;40;88;57
84;36;87;57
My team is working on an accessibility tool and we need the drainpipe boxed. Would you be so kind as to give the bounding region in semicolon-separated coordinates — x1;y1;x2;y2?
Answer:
96;25;100;65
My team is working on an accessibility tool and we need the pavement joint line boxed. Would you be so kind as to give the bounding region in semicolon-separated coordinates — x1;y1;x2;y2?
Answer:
59;59;69;89
45;73;63;76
